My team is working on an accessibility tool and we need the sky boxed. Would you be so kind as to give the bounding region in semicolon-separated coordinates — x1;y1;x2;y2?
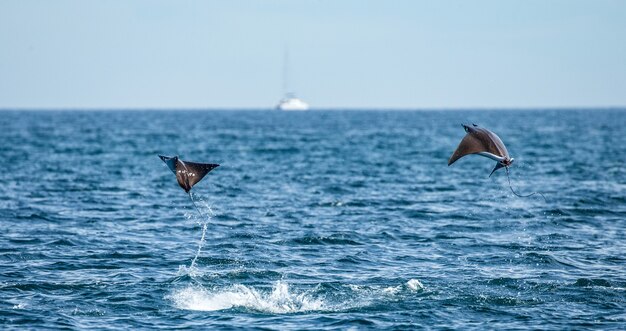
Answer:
1;0;625;109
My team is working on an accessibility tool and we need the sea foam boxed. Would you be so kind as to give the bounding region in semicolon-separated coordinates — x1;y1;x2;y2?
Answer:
169;281;326;313
169;278;425;313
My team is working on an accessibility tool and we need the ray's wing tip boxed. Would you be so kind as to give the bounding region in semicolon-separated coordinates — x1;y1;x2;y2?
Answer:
447;154;459;166
158;154;177;160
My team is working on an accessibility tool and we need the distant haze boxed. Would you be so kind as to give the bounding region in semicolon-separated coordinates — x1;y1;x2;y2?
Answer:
1;1;625;109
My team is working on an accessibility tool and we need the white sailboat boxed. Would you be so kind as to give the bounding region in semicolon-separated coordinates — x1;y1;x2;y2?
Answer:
276;49;309;111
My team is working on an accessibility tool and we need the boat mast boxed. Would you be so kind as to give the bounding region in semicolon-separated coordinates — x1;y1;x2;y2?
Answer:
282;47;290;97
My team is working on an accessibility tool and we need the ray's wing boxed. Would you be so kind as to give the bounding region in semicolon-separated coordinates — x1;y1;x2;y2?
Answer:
183;161;220;189
448;133;488;166
159;155;178;173
483;130;510;160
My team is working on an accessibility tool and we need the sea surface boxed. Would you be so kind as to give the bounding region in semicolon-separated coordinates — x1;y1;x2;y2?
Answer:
0;109;625;330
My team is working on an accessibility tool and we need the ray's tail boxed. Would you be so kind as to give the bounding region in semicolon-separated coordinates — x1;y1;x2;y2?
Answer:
505;168;547;202
188;191;204;218
188;192;209;270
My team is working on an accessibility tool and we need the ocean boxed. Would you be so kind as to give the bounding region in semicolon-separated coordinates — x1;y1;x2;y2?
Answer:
0;109;624;330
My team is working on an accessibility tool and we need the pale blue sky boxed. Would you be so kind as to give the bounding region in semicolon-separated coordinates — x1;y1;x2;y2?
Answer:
1;0;625;109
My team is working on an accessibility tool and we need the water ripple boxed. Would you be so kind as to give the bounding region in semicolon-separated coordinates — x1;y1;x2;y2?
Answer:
0;110;625;329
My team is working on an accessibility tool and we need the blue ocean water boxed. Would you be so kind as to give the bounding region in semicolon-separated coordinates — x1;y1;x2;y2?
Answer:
0;109;625;330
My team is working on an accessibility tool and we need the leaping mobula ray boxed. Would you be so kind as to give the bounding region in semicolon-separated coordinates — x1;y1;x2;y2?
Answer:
448;124;514;177
159;156;219;269
159;155;219;193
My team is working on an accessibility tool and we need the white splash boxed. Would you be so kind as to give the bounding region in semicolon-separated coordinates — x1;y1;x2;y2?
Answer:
12;303;26;309
382;278;425;294
406;278;425;291
169;279;425;313
189;221;208;270
176;264;205;278
187;193;214;271
169;281;325;313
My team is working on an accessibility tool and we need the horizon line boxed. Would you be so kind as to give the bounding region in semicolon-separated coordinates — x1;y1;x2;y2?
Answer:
1;106;625;112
